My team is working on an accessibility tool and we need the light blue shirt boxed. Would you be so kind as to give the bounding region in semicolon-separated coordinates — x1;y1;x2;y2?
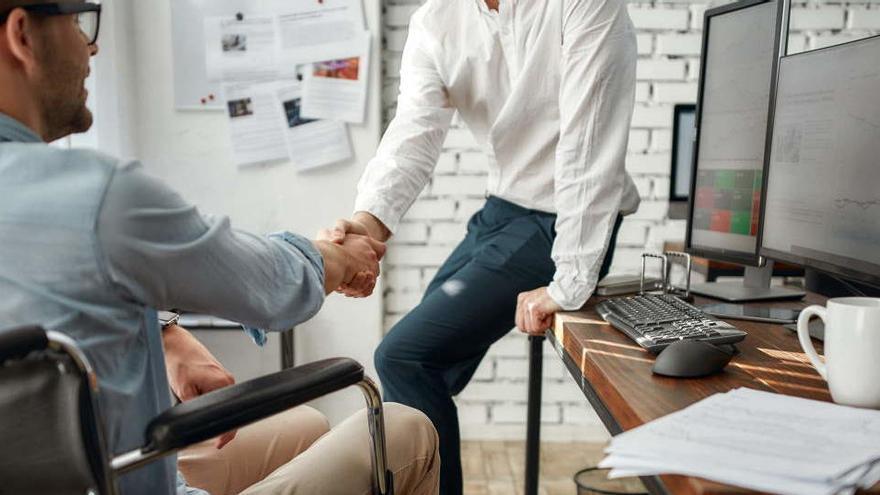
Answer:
0;114;326;495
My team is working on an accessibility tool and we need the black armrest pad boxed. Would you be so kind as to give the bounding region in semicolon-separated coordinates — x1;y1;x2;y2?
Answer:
0;325;48;363
146;358;363;452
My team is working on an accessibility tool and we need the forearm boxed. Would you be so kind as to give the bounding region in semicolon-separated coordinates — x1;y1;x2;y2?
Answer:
353;211;392;242
313;241;348;294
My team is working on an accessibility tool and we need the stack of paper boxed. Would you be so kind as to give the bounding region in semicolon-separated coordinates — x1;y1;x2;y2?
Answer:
600;388;880;495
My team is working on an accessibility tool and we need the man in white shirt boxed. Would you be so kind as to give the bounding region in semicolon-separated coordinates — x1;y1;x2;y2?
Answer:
321;0;639;492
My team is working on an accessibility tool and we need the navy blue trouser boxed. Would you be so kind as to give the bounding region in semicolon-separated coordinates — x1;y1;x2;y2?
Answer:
375;196;622;495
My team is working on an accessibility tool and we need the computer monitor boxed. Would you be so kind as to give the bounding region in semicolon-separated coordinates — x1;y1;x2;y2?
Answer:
761;35;880;291
684;0;804;302
669;104;696;220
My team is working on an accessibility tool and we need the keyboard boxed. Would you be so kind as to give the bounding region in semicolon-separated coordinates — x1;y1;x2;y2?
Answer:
596;294;747;353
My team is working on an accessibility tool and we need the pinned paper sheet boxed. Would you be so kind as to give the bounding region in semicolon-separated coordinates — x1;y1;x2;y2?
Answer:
222;81;289;166
276;0;367;75
300;31;371;124
277;82;353;171
205;16;279;82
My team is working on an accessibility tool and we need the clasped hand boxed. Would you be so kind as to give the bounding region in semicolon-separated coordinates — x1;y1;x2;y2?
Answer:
316;218;387;298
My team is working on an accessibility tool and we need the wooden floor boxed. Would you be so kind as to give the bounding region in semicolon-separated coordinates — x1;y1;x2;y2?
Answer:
461;441;646;495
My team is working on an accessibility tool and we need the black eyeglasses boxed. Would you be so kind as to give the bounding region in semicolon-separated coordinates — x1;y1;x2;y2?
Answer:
0;2;101;45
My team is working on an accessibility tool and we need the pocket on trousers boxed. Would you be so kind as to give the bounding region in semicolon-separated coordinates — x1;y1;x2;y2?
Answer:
473;215;555;280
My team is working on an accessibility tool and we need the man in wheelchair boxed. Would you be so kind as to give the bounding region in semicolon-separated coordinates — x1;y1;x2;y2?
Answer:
0;1;439;493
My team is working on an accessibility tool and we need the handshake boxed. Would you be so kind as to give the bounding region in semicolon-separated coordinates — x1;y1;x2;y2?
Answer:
312;214;391;298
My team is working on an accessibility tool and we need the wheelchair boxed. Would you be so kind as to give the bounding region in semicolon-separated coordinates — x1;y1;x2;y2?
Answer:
0;325;394;495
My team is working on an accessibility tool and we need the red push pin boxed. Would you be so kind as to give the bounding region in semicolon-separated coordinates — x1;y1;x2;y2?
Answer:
208;94;215;101
201;97;207;104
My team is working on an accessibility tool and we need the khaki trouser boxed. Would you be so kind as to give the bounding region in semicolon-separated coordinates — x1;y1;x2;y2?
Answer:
179;403;440;495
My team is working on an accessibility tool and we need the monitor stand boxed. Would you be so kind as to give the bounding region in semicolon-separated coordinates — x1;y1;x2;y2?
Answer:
690;261;806;302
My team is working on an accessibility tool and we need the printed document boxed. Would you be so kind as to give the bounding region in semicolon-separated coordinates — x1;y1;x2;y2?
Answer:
301;31;371;124
277;82;352;171
205;16;279;82
599;388;880;495
276;0;367;74
222;81;289;167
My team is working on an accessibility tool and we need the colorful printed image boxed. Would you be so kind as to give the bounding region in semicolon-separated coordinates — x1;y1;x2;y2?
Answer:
693;169;762;236
313;57;360;81
221;34;247;52
283;98;315;128
227;98;253;118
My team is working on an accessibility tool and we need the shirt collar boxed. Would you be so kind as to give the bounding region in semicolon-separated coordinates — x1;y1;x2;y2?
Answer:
0;113;43;144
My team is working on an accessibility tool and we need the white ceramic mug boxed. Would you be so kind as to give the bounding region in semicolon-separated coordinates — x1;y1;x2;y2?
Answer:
797;297;880;409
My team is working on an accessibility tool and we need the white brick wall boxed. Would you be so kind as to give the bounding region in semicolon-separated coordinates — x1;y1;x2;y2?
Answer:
380;0;877;441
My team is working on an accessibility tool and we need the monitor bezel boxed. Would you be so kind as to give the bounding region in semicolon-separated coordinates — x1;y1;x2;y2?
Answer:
758;33;880;290
670;103;697;203
684;0;784;267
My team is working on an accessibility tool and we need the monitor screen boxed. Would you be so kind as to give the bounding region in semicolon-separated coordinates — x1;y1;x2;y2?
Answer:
761;36;880;287
688;1;779;264
671;104;696;201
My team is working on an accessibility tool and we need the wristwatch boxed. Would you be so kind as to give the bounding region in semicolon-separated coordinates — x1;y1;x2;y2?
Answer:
158;310;181;330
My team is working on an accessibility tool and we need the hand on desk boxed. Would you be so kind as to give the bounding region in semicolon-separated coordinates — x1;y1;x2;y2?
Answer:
316;212;390;298
516;287;562;336
162;324;238;449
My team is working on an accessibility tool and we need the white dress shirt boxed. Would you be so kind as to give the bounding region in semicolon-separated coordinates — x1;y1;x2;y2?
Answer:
355;0;640;310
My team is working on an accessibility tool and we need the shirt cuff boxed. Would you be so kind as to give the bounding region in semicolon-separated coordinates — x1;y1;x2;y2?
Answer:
353;194;403;235
548;258;601;311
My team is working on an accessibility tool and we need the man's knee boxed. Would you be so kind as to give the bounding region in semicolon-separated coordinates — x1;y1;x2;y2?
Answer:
384;403;439;459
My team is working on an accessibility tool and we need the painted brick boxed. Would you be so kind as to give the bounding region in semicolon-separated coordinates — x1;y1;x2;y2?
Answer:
432;175;487;197
791;8;845;31
385;267;422;292
392;222;429;243
787;34;809;56
637;59;687;81
629;200;669;221
656;34;702;56
691;5;708;30
486;332;528;358
632;105;673;128
628;129;650;152
637;33;654;55
626;153;670;175
435;152;458;174
406;199;456;220
386;291;422;313
849;7;880;30
635;82;652;103
495;358;529;380
492;403;561;424
653;177;671;200
617;220;651;246
430;222;468;245
653;82;698;104
444;128;480;149
385;29;408;51
383;53;402;76
458;151;489;174
386;245;453;267
457;402;490;425
628;6;690;30
472;359;495;381
686;58;700;81
652;128;673;152
457;199;486;221
608;247;650;273
385;5;419;26
562;403;604;426
632;176;653;199
811;33;870;50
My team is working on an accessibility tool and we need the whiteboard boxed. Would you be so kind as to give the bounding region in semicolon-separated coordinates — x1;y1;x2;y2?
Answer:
170;0;365;111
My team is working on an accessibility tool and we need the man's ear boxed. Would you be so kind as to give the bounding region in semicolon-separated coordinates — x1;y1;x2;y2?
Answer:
3;9;41;74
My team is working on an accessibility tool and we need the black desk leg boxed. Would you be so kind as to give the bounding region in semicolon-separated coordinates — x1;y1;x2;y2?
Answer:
525;334;545;495
281;328;295;369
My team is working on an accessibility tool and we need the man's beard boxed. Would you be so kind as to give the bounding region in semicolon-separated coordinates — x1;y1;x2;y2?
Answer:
37;50;93;142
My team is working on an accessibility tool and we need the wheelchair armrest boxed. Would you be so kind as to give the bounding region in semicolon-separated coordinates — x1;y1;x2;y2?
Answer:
0;325;48;363
145;357;364;452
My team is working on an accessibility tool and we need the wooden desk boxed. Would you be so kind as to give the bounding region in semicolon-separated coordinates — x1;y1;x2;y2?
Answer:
546;292;837;495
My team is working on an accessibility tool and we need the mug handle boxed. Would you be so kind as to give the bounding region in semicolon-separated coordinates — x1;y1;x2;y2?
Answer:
797;305;827;380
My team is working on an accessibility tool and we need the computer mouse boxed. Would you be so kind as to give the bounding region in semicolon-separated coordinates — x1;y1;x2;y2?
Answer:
652;340;734;378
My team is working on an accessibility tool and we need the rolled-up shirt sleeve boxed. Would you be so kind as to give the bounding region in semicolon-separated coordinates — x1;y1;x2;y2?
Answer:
96;161;325;332
353;7;455;234
548;0;637;310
